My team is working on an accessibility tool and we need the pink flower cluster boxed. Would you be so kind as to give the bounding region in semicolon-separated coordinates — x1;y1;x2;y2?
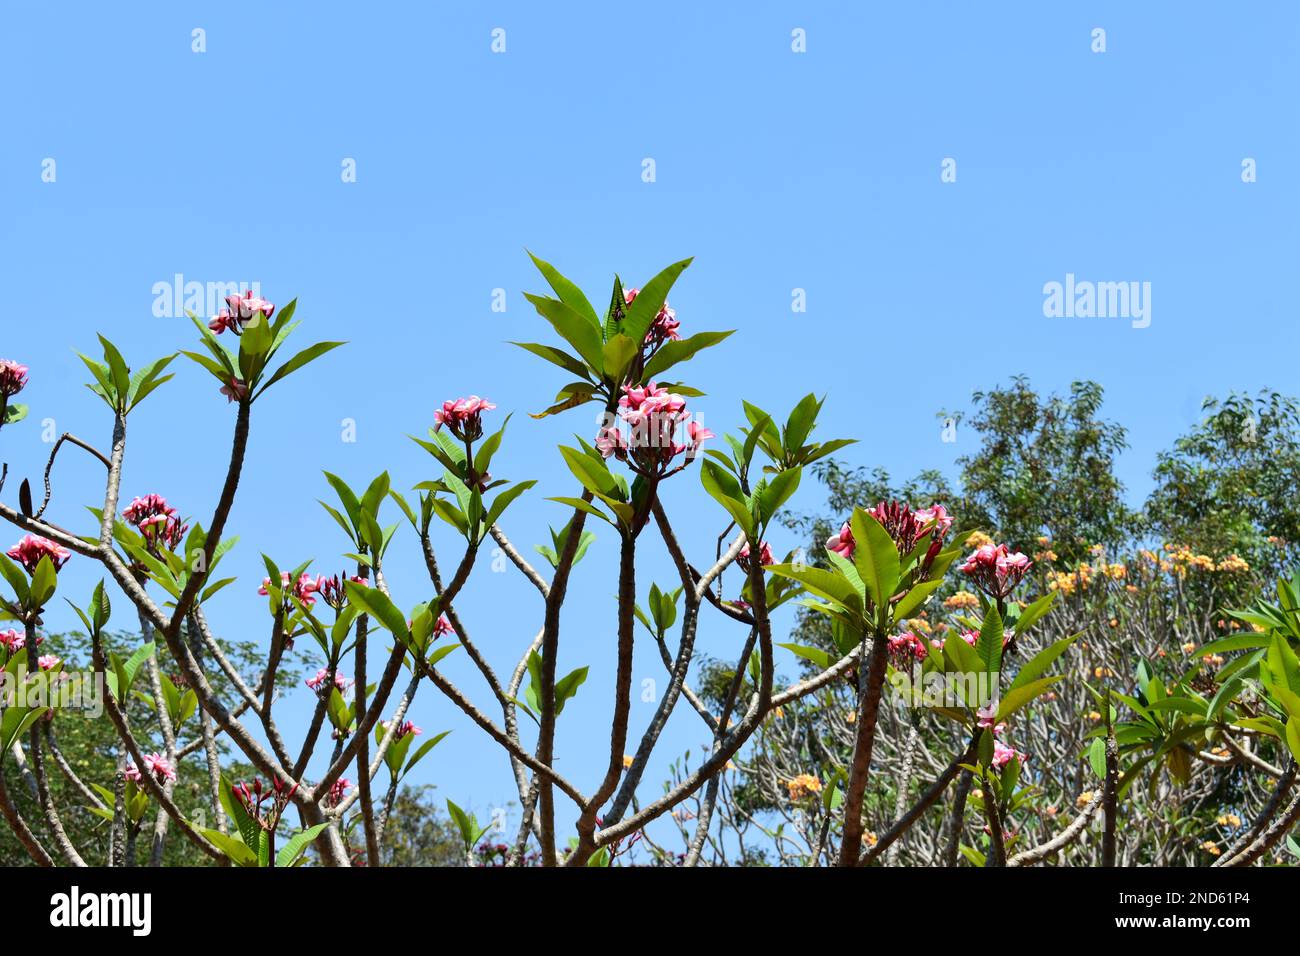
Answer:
738;541;774;573
596;383;713;476
382;719;421;740
325;777;351;809
825;502;951;572
887;631;930;666
992;740;1028;771
434;614;454;638
6;534;71;574
209;291;276;334
122;494;188;554
2;629;25;653
960;543;1032;600
220;377;249;404
127;753;177;784
232;777;299;826
259;572;323;608
314;573;366;610
434;396;496;442
0;359;29;398
306;668;352;693
623;288;681;346
37;654;61;671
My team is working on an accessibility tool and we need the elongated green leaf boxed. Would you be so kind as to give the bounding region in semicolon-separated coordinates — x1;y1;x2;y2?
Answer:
528;252;600;328
621;258;693;344
641;330;734;381
525;293;605;372
850;509;899;615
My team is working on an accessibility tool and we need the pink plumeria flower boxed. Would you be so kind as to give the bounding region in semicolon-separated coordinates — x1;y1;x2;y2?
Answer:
434;614;454;638
683;420;714;457
914;504;953;537
122;494;188;553
595;425;628;459
961;543;1032;600
225;291;275;321
325;777;351;809
826;522;855;560
220;377;249;403
306;668;351;692
0;359;29;397
6;534;71;574
738;541;774;572
37;654;61;671
433;395;496;441
887;632;929;665
259;572;319;608
142;752;177;783
382;719;421;740
208;310;238;335
991;740;1027;771
123;762;143;783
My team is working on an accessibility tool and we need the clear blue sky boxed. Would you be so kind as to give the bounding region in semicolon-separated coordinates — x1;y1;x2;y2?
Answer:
2;2;1297;847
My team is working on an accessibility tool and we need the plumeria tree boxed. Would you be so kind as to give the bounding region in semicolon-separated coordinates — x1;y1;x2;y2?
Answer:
1;257;1296;868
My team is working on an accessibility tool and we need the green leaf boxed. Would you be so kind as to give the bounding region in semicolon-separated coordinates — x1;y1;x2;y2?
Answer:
197;827;257;867
528;252;600;328
782;393;823;456
0;554;29;602
511;341;591;379
996;676;1062;721
641;330;734;381
554;666;589;715
766;563;862;614
254;341;345;399
850;509;900;617
777;642;834;669
892;579;945;621
28;555;57;607
975;606;1003;676
699;460;754;538
524;293;606;372
558;446;619;499
98;335;132;399
345;583;410;644
1007;634;1078;694
484;480;537;534
755;467;801;526
1088;737;1107;779
275;823;330;867
602;334;639;382
620;258;693;344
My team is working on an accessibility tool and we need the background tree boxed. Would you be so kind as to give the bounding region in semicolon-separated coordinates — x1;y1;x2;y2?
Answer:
1147;390;1300;577
941;377;1135;564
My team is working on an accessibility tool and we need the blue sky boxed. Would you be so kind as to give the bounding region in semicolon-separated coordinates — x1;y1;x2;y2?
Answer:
2;2;1297;850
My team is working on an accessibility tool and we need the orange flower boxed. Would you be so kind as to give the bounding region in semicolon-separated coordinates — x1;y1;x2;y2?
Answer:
785;774;822;801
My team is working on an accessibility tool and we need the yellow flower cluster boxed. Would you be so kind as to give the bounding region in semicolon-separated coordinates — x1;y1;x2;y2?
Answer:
1216;554;1250;574
1216;814;1242;828
785;774;823;801
944;591;980;610
966;530;995;550
1166;544;1216;572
